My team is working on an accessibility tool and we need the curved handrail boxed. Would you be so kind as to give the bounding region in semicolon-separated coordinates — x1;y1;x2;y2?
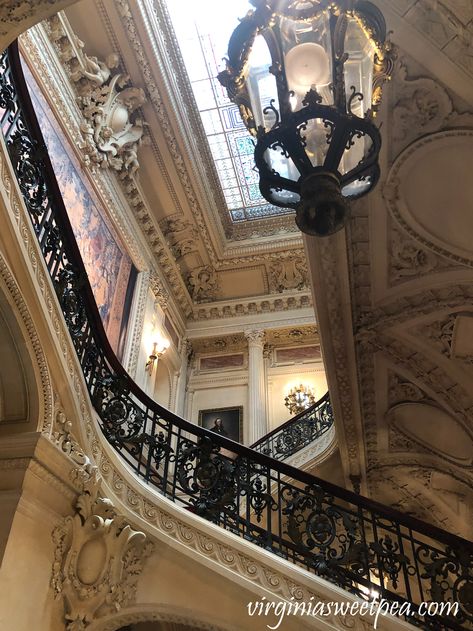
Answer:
251;392;333;460
2;41;472;630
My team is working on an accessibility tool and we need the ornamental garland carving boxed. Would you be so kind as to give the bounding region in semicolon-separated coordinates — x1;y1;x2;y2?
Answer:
47;15;148;175
51;473;153;631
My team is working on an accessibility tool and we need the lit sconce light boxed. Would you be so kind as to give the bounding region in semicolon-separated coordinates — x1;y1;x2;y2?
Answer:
145;335;170;375
284;383;316;415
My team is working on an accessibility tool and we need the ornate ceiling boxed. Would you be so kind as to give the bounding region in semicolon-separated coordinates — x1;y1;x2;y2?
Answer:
24;0;314;332
18;0;473;535
305;20;473;538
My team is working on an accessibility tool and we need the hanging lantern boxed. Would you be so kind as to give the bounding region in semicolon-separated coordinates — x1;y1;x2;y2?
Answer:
218;0;395;236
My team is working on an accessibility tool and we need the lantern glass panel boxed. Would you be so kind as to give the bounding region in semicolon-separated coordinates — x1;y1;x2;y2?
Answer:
247;35;280;130
340;132;373;177
298;117;331;168
263;145;300;181
279;12;333;107
269;186;301;206
343;17;375;116
342;176;372;197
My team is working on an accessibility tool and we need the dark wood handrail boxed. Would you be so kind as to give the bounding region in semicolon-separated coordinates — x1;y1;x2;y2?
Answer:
6;40;473;559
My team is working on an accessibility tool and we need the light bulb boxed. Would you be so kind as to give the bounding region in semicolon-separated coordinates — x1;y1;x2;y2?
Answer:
284;42;330;95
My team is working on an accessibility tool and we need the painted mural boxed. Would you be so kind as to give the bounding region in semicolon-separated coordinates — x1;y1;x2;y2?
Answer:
275;345;321;364
200;354;245;371
22;62;136;357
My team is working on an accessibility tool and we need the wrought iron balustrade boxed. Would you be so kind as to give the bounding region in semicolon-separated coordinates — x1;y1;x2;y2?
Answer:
251;392;333;461
2;42;473;631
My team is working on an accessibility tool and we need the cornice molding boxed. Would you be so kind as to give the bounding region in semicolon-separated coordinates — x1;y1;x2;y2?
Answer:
189;292;313;323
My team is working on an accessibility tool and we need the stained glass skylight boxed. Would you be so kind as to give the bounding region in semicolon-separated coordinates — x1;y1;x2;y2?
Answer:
165;0;293;222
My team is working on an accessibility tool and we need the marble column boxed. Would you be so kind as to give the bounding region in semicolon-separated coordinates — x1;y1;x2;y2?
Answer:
245;329;268;444
185;388;195;423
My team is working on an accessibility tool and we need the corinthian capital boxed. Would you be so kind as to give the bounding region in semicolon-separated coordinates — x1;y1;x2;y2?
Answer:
245;329;265;346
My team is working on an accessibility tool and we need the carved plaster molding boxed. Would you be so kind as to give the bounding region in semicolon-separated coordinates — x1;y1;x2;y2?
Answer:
30;18;191;318
268;257;309;293
244;329;265;346
47;13;148;175
367;468;455;532
384;130;473;269
121;270;150;378
384;0;473;81
389;59;473;158
356;332;473;471
190;292;312;322
52;399;93;473
0;249;53;434
19;27;150;273
190;333;247;355
306;233;364;483
0;0;77;46
187;266;219;303
2;136;375;631
51;473;153;630
388;222;459;285
356;284;473;332
87;605;234;631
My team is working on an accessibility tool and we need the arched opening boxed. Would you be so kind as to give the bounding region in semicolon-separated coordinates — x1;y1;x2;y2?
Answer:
0;283;42;436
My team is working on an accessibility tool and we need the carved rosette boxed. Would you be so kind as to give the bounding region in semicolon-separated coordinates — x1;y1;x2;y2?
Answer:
51;478;153;630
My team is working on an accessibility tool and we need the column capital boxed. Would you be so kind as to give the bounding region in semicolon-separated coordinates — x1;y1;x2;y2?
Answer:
180;336;193;358
244;329;265;346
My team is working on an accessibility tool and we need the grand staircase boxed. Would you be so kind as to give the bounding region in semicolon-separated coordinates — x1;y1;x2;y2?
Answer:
1;41;472;631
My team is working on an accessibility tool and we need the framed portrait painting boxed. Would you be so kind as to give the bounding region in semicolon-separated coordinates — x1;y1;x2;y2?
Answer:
198;406;243;443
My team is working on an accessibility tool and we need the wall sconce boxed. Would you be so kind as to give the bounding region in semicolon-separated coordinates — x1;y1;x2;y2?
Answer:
284;383;316;415
145;336;170;375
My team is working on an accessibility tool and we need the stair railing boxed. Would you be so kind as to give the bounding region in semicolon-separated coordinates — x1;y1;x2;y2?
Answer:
251;392;333;461
2;41;472;631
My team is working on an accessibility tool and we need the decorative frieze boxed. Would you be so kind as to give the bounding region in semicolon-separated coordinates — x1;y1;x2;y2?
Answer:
190;293;312;321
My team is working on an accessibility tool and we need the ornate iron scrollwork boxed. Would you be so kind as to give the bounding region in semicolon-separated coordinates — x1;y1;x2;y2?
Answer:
252;392;333;461
2;42;473;631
